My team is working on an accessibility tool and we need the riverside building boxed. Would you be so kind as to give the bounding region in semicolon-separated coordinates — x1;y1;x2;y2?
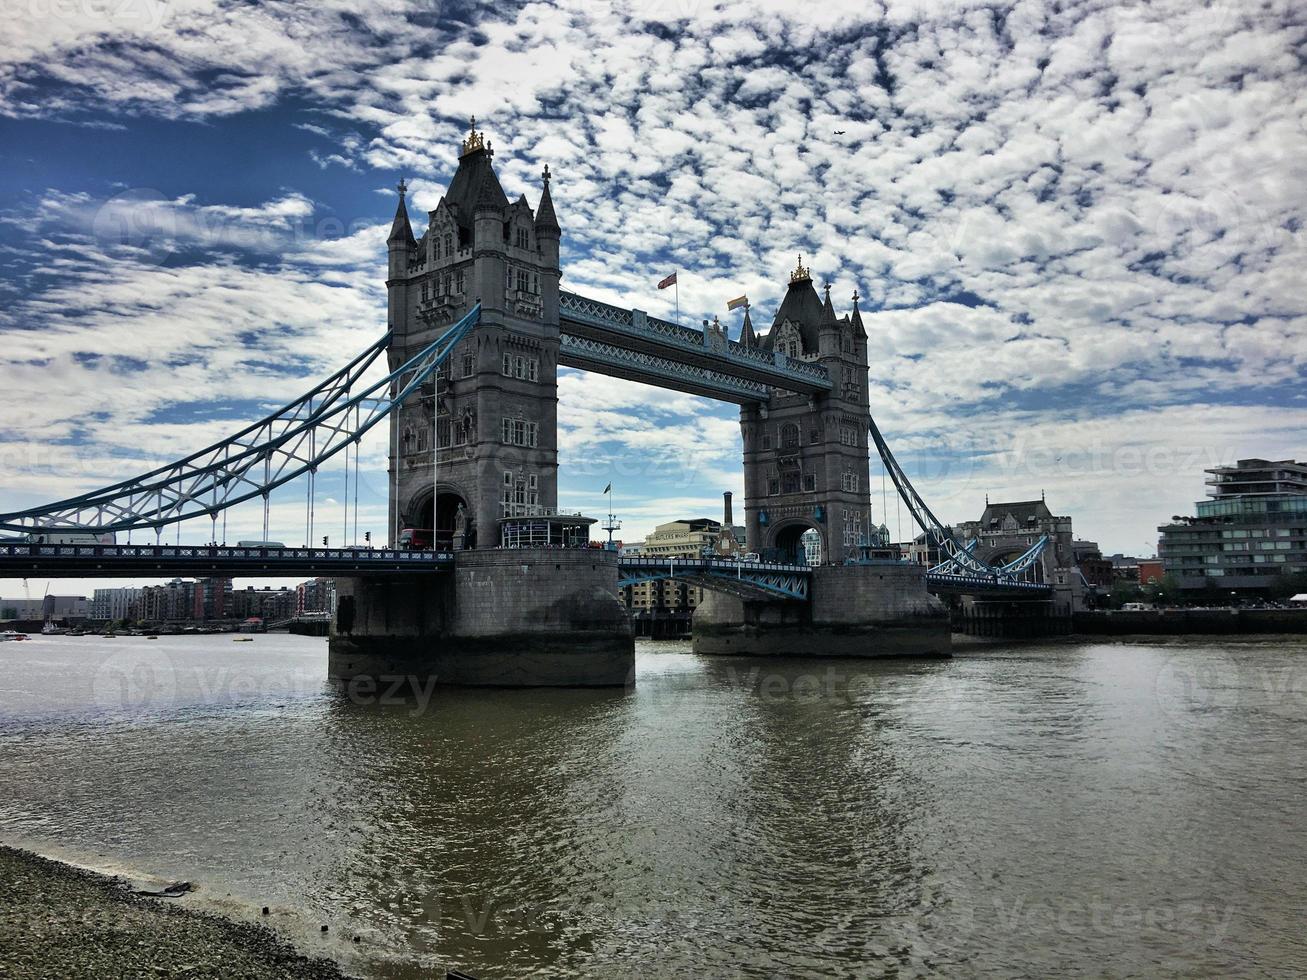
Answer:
1158;458;1307;594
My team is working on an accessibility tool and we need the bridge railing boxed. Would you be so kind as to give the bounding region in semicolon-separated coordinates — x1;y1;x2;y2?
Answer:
0;543;455;564
617;555;811;575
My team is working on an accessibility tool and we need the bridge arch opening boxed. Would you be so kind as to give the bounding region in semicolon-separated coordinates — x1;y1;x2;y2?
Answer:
408;487;472;550
772;522;823;566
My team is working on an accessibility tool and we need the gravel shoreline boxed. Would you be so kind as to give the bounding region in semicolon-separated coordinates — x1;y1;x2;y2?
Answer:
0;846;356;979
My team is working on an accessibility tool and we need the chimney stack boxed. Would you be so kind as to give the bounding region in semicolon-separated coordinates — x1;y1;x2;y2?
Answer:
723;491;733;526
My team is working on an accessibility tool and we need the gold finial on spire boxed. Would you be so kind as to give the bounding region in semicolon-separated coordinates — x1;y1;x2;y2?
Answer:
789;254;811;283
461;115;487;157
852;289;860;307
542;163;552;185
397;177;408;198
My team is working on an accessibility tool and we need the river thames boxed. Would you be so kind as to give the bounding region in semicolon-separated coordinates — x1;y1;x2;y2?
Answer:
1;633;1303;978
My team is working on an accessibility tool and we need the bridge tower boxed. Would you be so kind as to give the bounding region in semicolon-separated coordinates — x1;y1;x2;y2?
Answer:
330;120;632;688
740;258;872;565
385;118;562;550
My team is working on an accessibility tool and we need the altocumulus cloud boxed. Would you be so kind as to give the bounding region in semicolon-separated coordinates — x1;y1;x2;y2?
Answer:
0;0;1304;559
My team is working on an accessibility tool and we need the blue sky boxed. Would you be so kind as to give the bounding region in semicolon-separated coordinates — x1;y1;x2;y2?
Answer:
1;0;1305;593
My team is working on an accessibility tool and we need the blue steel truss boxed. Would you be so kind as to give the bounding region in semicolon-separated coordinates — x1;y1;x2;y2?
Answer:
998;535;1050;576
559;291;831;396
869;418;1052;593
617;556;810;601
928;535;1049;579
928;538;979;575
559;333;773;403
0;306;482;536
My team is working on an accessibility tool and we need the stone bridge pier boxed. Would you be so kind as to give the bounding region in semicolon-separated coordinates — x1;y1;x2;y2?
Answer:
329;549;633;688
692;563;951;658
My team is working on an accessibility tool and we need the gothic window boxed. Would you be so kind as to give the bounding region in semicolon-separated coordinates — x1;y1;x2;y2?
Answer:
775;321;803;359
421;281;430;302
842;367;860;402
841;472;859;493
526;358;539;382
436;417;451;449
500;417;538;447
515;227;530;249
444;275;452;295
506;264;513;288
809;428;820;445
782;472;801;494
761;430;772;450
516;269;530;292
844;514;863;548
767;478;780;496
803;474;816;492
444;233;453;257
502;353;513;376
456;271;465;294
514;355;525;379
781;424;800;449
500;471;539;514
462;352;475;378
840;426;856;446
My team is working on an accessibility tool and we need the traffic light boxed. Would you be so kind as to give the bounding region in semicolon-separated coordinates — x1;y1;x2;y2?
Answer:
322;536;328;546
364;531;371;544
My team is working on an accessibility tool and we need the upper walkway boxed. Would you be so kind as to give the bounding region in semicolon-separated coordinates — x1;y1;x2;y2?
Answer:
559;291;831;402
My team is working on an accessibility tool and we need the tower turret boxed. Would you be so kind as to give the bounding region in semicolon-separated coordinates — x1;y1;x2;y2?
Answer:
387;178;416;280
739;305;757;348
535;164;562;325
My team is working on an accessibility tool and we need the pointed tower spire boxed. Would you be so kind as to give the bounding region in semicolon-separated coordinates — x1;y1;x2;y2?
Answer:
822;280;836;322
850;288;866;336
739;304;757;348
388;177;416;246
535;163;560;233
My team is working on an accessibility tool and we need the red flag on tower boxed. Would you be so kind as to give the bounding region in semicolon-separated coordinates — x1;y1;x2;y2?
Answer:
657;272;677;290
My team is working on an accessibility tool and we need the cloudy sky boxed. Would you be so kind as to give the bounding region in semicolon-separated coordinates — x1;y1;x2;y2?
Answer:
1;0;1304;593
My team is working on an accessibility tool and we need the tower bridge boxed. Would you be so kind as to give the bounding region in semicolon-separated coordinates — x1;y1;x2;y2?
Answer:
0;119;1064;685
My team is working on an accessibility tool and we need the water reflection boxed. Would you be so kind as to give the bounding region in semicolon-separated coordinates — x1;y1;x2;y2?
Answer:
1;635;1305;978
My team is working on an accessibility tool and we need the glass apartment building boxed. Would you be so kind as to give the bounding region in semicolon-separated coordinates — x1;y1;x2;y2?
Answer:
1158;459;1307;593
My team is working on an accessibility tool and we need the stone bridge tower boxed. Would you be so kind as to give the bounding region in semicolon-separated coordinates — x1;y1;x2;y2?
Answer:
740;258;872;565
385;119;561;549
